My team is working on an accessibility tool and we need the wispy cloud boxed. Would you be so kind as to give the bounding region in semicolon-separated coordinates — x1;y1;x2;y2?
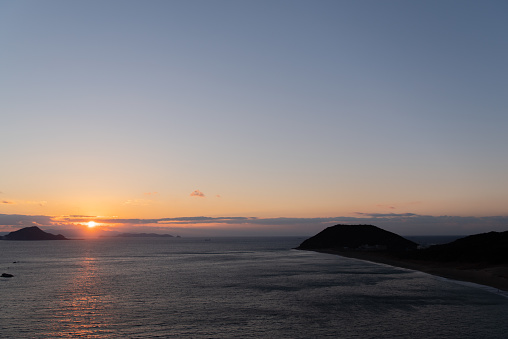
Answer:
376;204;396;210
190;190;205;198
65;215;97;218
0;214;53;226
376;202;422;210
354;212;417;218
0;200;46;206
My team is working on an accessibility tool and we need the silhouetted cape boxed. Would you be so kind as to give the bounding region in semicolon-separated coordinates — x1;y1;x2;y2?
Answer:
297;224;418;251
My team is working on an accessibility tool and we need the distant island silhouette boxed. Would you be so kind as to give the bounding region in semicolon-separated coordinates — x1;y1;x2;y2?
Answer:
112;233;174;238
0;226;69;241
297;224;508;291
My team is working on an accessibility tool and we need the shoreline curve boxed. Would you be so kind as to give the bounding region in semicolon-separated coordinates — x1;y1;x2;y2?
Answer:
302;248;508;292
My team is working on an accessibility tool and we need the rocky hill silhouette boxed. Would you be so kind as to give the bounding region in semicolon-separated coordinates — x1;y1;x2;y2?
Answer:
408;230;508;264
297;225;508;263
1;226;68;240
297;224;418;251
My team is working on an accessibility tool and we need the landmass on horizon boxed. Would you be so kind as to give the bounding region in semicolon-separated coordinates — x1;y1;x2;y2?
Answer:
297;224;508;291
0;226;68;241
0;226;179;240
108;232;174;238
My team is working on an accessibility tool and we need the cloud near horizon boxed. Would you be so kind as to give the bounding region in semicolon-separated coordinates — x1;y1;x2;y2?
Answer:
1;213;508;236
0;200;47;206
376;204;396;210
190;190;205;198
0;214;53;227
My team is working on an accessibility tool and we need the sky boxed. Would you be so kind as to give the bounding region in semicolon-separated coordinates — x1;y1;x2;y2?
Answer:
1;0;507;237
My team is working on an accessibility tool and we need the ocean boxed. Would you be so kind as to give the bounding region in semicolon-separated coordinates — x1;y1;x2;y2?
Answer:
1;237;507;338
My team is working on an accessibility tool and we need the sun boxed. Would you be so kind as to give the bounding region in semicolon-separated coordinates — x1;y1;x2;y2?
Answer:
87;221;97;228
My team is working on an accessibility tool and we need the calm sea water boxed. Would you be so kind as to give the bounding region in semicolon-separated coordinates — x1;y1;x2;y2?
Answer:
1;237;507;338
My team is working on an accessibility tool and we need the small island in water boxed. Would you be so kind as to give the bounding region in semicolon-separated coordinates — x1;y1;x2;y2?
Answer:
297;224;508;291
0;226;69;241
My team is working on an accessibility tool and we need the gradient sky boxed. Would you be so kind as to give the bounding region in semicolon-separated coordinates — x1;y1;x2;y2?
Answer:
1;0;507;236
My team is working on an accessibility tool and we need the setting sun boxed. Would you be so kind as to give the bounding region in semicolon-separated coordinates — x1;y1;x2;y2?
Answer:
87;221;97;228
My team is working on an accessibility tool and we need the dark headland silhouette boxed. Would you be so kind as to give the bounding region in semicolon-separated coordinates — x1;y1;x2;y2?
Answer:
0;226;69;241
408;231;508;264
297;224;418;251
297;224;508;291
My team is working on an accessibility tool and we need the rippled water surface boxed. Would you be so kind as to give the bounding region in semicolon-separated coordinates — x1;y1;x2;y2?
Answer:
1;237;508;338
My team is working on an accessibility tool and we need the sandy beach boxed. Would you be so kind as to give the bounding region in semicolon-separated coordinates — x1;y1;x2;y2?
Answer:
308;249;508;292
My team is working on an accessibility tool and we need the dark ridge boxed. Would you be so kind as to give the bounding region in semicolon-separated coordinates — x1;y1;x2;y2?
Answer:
296;224;418;251
2;226;69;241
407;230;508;264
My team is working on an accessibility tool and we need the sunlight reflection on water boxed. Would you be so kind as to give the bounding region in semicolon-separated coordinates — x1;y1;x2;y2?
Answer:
44;257;112;338
1;238;508;338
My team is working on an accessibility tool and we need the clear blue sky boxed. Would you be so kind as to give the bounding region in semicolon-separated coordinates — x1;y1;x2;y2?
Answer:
1;1;507;236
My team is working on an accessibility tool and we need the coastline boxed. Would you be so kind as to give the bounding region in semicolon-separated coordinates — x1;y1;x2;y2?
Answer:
305;249;508;292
